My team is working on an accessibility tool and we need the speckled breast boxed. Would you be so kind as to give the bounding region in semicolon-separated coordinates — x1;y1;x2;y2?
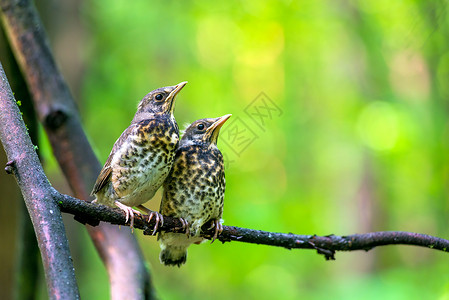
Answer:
161;144;225;233
112;117;179;206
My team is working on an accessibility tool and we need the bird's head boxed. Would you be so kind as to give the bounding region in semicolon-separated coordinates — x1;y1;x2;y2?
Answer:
181;114;232;147
136;81;187;117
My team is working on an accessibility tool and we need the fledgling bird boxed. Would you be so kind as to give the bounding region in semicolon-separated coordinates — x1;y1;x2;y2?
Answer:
158;114;231;267
91;81;187;231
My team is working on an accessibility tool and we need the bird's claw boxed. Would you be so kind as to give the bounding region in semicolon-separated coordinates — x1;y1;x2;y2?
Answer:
147;211;164;235
115;202;141;231
136;205;164;235
209;219;223;244
179;218;190;237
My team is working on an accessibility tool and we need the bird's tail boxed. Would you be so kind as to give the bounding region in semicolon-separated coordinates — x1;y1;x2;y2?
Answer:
158;232;190;267
159;245;188;267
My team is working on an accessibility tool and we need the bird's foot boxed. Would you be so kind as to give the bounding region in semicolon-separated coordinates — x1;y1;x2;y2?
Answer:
115;201;141;230
147;211;164;235
137;205;164;235
208;219;223;244
179;218;190;237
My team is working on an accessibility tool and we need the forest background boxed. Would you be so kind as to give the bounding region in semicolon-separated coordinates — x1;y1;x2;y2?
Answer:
1;1;449;299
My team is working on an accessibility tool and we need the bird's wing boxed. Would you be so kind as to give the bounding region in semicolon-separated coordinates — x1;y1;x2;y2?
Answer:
90;125;136;195
91;157;112;195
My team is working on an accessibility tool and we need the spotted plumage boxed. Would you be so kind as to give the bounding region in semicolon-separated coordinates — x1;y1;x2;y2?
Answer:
91;81;187;230
158;114;231;267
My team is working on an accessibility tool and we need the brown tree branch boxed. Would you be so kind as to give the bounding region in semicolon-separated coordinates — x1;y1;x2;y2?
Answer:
0;0;154;299
59;195;449;260
0;62;80;299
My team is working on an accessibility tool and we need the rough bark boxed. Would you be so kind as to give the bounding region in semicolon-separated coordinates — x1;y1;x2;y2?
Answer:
0;23;40;299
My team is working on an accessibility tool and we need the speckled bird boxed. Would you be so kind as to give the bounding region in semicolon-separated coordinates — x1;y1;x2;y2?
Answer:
91;81;187;231
158;114;231;267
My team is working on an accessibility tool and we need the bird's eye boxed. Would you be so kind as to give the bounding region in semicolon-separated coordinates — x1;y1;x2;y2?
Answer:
197;123;205;130
155;94;164;101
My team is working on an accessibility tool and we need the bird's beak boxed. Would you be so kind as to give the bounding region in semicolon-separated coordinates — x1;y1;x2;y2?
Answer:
166;81;188;113
207;114;232;144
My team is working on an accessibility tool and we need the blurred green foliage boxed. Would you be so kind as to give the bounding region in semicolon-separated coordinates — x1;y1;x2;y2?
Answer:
42;0;449;299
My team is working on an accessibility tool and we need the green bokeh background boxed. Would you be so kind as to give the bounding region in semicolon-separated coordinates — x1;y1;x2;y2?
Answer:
37;0;449;299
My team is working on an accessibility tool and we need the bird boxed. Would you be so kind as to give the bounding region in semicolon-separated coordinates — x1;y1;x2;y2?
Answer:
158;114;231;267
91;81;187;231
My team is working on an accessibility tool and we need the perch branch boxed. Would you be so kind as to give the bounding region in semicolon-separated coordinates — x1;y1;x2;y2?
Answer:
59;195;449;260
0;62;80;299
0;0;154;299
